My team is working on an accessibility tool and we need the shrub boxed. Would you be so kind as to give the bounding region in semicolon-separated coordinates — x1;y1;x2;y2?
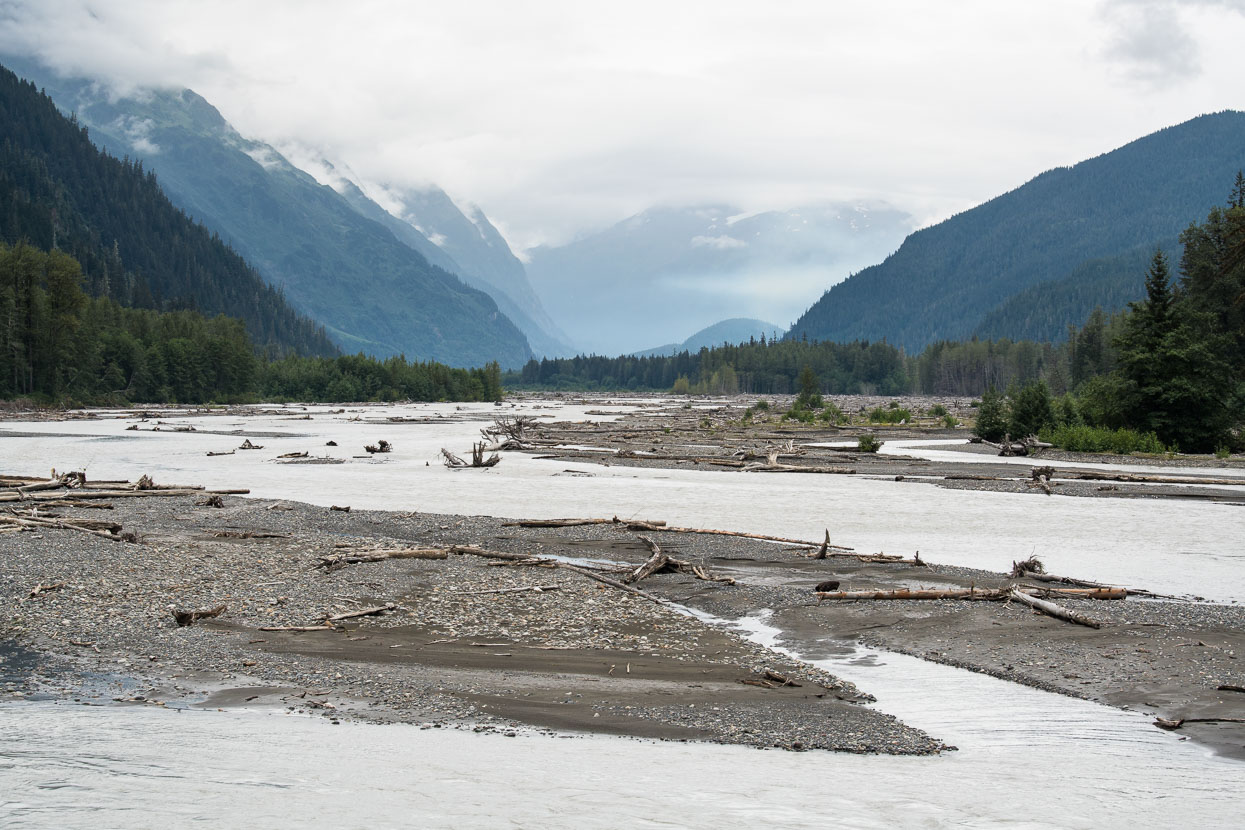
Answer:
857;433;883;452
818;401;845;424
1215;445;1231;459
1040;424;1169;455
942;413;958;428
754;400;770;411
867;406;911;424
928;403;948;417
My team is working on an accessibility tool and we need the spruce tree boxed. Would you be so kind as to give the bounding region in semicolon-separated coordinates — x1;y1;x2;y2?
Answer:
973;386;1008;441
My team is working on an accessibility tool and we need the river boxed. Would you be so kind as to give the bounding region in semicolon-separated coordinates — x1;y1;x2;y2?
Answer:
1;400;1242;827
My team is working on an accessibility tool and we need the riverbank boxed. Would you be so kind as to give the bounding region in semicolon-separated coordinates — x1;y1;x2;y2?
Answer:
3;479;1241;759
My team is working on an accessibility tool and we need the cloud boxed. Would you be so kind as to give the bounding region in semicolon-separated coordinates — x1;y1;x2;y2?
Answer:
1098;0;1245;87
690;235;747;250
1;1;1244;252
111;115;160;154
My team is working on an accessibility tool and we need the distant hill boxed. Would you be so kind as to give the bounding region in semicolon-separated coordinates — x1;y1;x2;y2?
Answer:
787;111;1245;351
0;63;335;357
526;202;912;356
6;57;532;368
635;318;781;357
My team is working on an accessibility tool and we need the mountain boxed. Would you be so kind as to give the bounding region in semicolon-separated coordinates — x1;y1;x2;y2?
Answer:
971;240;1174;343
525;202;913;356
0;63;335;357
7;57;531;368
787;111;1245;351
309;163;574;357
634;317;781;357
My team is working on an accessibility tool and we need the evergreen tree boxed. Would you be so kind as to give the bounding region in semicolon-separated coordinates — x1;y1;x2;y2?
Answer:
1008;380;1055;438
973;386;1008;441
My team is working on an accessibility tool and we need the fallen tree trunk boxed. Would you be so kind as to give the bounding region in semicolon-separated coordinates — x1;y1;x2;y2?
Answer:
556;563;669;605
0;515;134;542
1008;586;1101;628
501;517;666;528
324;603;396;623
316;548;449;573
451;584;561;595
743;463;856;474
0;488;203;503
624;521;856;552
816;588;1004;601
449;545;670;605
1154;716;1245;730
1056;471;1245;486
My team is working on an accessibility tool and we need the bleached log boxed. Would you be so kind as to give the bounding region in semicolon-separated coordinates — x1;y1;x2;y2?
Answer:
1008;586;1101;628
324;603;396;622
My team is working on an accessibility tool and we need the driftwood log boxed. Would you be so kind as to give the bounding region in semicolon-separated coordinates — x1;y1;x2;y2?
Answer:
1007;586;1102;628
173;605;227;626
316;548;449;573
624;536;736;585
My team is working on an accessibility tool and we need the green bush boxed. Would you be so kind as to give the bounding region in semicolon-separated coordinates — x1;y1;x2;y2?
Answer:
928;403;948;417
857;433;883;452
942;413;958;428
1040;424;1169;455
1215;445;1231;459
753;400;770;411
818;401;845;424
867;406;911;424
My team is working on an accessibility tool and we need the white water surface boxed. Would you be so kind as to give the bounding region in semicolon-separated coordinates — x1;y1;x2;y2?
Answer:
2;401;1242;600
2;688;1241;830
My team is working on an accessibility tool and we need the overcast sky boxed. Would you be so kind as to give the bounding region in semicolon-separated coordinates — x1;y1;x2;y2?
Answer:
2;0;1244;252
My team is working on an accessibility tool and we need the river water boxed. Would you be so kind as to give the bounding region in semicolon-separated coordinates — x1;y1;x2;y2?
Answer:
2;401;1243;827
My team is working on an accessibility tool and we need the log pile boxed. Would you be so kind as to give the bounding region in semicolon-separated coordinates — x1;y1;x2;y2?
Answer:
1;473;249;541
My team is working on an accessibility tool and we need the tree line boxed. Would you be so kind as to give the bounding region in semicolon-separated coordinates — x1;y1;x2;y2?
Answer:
0;243;502;404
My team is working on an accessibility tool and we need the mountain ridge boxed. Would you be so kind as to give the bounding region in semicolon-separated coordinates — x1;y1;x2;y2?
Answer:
787;111;1245;351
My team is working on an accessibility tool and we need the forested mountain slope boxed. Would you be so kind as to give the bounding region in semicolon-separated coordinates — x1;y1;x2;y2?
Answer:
5;57;532;368
787;111;1245;351
0;64;335;357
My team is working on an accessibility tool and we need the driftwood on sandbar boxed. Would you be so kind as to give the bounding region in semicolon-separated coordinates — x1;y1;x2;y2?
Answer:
316;548;449;573
173;604;227;626
1007;586;1103;628
1056;470;1245;486
815;586;1125;602
324;603;396;623
447;545;670;605
501;517;666;529
625;535;736;585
